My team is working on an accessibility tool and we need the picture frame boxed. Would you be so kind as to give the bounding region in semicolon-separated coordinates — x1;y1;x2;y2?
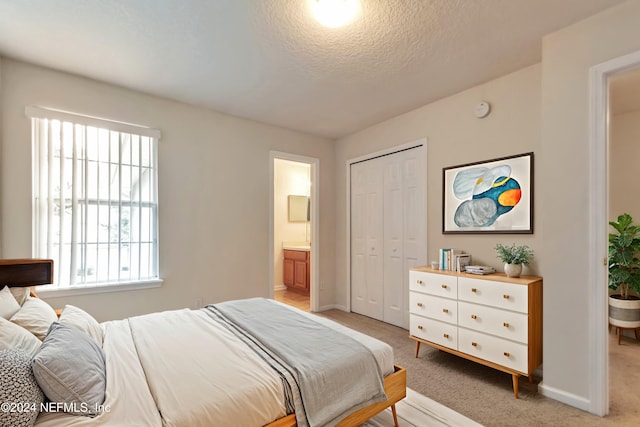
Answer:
442;152;533;234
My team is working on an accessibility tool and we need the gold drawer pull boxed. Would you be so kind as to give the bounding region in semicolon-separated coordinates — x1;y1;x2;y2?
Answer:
441;284;447;289
443;333;449;339
418;325;424;330
417;280;423;285
471;288;477;293
503;294;510;299
471;314;477;319
442;308;449;313
417;302;423;307
504;352;510;357
503;322;510;327
471;342;478;347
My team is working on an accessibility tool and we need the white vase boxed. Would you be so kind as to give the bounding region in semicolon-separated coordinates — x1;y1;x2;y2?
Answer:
609;295;640;328
504;263;522;278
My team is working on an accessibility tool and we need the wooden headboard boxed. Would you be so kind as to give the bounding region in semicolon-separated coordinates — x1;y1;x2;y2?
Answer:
0;259;54;289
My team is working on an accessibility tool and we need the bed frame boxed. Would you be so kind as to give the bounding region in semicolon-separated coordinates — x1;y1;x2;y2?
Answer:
0;258;406;427
267;364;406;427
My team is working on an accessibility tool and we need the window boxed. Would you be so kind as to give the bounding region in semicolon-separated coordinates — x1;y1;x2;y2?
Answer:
28;107;160;290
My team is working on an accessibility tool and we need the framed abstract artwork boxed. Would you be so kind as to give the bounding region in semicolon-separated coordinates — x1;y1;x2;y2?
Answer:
442;152;533;234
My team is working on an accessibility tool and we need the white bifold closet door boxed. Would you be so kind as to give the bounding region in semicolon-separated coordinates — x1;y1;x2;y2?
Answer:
350;146;426;329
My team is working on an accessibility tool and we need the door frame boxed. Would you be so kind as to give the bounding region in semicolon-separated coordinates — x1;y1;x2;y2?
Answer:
589;48;640;416
345;138;427;312
269;151;319;312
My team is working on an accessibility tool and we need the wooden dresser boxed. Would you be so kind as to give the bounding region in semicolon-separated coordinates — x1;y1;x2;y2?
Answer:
409;267;542;398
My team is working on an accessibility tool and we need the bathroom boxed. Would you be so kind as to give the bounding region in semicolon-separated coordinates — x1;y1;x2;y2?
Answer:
273;158;311;310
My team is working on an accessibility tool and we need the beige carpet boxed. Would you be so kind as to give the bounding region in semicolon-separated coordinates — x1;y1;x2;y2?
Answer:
317;310;640;427
365;388;483;426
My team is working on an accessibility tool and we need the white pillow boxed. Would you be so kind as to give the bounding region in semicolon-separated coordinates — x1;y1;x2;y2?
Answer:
0;286;21;320
10;297;58;340
0;317;42;358
10;287;30;306
59;305;103;347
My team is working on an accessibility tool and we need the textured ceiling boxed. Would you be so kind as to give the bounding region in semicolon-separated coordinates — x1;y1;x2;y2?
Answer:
0;0;626;138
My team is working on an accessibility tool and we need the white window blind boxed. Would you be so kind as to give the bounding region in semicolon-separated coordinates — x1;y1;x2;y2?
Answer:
28;106;160;288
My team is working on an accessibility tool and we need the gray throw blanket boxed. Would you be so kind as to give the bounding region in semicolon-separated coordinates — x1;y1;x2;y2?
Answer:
206;298;386;427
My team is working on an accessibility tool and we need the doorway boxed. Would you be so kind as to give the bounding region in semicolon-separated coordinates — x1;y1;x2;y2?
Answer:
606;66;640;415
269;151;319;312
590;49;640;416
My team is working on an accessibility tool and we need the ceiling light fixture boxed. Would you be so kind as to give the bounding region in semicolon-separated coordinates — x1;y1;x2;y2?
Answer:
310;0;361;28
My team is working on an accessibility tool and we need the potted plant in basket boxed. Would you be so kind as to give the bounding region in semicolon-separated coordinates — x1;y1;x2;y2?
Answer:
495;243;534;278
608;213;640;338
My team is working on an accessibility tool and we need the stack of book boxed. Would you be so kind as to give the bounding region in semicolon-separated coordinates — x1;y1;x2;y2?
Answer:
438;248;472;272
464;265;496;275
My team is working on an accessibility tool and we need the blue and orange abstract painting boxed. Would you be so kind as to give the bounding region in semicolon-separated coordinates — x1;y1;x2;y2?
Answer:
443;153;532;233
453;165;521;227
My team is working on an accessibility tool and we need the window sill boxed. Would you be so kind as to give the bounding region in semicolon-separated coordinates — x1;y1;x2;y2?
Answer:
35;279;163;298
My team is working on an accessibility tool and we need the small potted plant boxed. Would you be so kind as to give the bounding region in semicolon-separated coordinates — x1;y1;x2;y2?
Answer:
608;213;640;340
495;243;534;278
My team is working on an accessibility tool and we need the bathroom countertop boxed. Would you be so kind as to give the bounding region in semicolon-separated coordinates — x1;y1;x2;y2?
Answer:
282;242;311;251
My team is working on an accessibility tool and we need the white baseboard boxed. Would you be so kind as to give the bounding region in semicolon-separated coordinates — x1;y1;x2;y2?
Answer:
273;284;286;291
538;381;591;412
316;303;346;312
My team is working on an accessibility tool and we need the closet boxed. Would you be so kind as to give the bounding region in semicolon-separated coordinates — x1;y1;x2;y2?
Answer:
350;145;426;328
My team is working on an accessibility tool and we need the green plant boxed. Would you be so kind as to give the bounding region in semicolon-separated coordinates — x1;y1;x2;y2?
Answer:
495;243;534;266
608;213;640;300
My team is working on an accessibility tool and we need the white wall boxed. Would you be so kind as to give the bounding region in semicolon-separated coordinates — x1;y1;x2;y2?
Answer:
0;59;335;321
539;0;640;410
335;63;542;307
273;159;310;287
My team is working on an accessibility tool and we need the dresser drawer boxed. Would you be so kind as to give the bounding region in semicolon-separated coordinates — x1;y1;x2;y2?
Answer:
409;292;457;324
458;301;528;344
458;277;528;313
409;270;457;299
458;328;528;374
410;314;457;350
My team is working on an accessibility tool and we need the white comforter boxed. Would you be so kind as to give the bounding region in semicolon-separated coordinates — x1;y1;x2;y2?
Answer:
34;303;394;427
34;318;162;427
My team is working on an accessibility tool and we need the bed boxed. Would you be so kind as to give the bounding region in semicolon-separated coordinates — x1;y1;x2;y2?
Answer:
0;259;406;427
